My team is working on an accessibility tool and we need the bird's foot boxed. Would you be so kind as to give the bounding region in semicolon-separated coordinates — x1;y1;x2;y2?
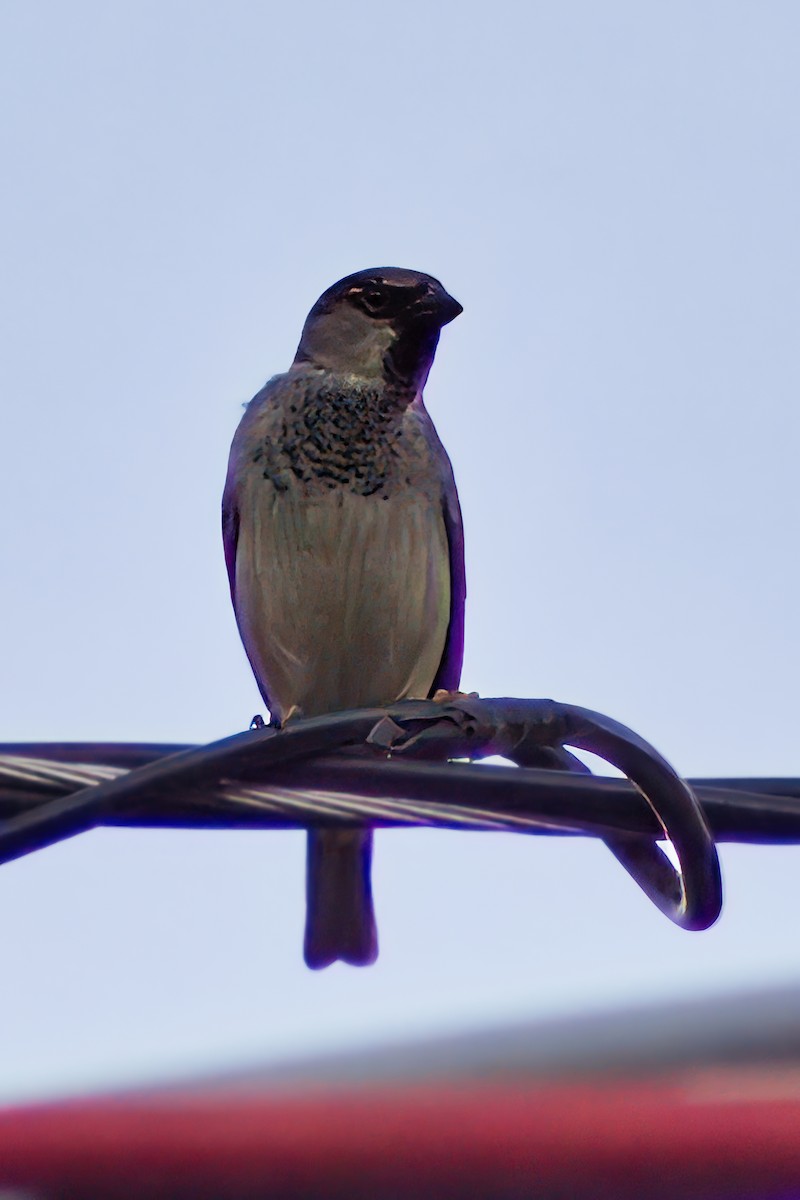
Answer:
250;712;290;730
432;689;480;705
281;704;305;726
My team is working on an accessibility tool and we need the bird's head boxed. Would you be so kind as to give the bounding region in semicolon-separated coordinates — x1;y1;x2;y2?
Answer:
293;267;462;392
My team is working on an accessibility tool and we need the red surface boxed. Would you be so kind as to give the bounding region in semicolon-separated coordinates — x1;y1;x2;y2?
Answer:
1;1074;800;1198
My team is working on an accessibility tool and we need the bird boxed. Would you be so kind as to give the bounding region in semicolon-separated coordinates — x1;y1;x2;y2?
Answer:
222;267;465;968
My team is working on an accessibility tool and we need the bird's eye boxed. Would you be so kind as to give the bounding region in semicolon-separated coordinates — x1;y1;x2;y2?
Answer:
361;287;389;314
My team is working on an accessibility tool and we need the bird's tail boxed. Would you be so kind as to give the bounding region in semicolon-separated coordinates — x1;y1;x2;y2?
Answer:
304;828;378;969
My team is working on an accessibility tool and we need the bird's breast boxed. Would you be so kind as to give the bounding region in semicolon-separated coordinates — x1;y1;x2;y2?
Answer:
234;480;451;722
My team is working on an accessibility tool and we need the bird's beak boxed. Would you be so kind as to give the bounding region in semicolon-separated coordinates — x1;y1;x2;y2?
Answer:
413;286;463;327
437;290;463;325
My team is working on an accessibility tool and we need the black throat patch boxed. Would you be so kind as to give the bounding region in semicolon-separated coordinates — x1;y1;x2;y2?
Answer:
255;375;416;498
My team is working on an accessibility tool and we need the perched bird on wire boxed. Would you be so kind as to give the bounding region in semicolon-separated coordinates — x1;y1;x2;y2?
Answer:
222;267;465;968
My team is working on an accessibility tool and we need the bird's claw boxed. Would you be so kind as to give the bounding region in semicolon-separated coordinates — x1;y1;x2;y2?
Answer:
432;688;479;704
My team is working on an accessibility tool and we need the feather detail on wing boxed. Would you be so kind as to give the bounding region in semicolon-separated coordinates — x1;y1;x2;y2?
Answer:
223;451;275;714
222;476;239;603
222;378;282;609
430;449;466;695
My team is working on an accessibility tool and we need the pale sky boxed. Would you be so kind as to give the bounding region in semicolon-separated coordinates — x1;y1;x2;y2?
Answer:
2;1;800;1101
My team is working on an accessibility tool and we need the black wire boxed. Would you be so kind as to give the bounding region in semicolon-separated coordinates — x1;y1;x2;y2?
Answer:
0;696;729;931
